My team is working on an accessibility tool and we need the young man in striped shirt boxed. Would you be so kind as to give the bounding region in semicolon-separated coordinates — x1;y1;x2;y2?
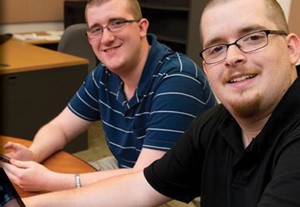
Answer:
2;0;216;203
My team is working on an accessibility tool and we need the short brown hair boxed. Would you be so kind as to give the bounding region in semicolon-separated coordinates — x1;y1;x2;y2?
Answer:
203;0;289;33
85;0;142;21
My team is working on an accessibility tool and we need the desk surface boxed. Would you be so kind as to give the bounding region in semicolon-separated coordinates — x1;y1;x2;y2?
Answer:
0;38;88;75
1;136;96;198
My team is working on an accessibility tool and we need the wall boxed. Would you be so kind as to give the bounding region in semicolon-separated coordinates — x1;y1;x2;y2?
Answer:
288;0;300;37
277;0;300;64
0;0;64;33
0;0;64;23
277;0;292;20
289;1;300;65
277;0;300;36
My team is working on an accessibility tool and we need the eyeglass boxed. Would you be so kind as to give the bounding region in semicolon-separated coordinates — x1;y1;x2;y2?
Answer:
199;30;287;64
86;19;141;40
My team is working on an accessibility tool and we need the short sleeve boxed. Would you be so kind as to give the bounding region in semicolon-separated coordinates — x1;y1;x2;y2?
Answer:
144;119;203;203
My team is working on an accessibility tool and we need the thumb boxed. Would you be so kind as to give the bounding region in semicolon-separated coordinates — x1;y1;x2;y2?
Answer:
3;142;23;151
3;141;14;149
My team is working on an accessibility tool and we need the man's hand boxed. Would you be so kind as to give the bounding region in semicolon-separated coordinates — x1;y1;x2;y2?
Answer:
3;159;56;192
3;142;34;161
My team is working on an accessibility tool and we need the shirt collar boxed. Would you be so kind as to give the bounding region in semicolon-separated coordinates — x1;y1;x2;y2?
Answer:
116;34;173;112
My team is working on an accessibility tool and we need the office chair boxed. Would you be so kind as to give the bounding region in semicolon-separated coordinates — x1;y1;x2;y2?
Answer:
57;23;97;72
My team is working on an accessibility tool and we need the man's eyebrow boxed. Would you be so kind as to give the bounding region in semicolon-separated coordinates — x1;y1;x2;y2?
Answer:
203;37;224;49
203;25;268;48
109;17;126;21
238;25;268;35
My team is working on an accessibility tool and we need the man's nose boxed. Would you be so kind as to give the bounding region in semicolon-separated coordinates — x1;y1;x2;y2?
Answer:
225;44;247;65
100;27;115;42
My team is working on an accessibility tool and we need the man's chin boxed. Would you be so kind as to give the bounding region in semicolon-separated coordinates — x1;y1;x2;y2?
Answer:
229;95;262;118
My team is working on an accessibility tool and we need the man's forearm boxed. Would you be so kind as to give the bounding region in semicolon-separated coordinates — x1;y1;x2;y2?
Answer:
29;123;68;163
23;171;169;207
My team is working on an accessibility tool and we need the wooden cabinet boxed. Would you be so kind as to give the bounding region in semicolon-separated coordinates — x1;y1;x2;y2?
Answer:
0;39;89;153
139;0;208;66
64;0;87;28
0;67;88;153
139;1;190;53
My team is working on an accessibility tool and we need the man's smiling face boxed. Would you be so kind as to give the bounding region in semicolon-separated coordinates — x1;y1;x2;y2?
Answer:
86;0;144;74
201;0;295;119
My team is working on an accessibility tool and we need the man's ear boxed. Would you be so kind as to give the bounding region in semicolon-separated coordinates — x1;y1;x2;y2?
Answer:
286;33;300;64
139;18;149;37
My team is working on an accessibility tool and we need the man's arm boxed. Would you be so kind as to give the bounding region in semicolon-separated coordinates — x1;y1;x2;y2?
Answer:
23;171;170;207
76;148;166;186
4;114;167;192
2;148;166;192
29;107;92;163
4;107;92;163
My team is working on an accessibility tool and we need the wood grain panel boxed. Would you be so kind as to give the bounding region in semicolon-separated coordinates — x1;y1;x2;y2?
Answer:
0;0;64;24
289;0;300;36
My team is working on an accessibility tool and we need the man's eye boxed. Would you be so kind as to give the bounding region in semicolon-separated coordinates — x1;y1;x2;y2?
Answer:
244;34;265;42
110;20;124;27
208;45;225;55
93;27;102;33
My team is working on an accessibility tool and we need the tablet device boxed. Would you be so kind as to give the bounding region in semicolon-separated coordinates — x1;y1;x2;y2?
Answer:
0;33;12;44
0;168;26;207
0;154;11;164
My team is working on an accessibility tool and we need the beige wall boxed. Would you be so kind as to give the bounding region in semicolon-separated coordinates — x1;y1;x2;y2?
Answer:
0;0;64;24
277;0;291;20
286;0;300;64
277;0;299;36
278;0;300;65
289;0;300;37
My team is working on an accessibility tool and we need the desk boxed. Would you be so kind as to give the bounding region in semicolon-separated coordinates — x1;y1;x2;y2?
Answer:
1;136;96;198
0;38;87;74
13;31;63;45
13;31;63;50
0;39;89;153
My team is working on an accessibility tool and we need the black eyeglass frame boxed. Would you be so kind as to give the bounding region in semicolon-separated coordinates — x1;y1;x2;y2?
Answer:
199;29;288;64
86;19;141;40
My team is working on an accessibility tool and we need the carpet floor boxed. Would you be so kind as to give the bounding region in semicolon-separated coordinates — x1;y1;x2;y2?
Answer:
73;121;111;162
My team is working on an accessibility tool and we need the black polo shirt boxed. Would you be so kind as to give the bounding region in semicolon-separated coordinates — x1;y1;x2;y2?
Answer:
144;65;300;207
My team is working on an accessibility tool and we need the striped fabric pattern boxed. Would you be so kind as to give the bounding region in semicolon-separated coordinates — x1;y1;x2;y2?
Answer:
68;34;217;168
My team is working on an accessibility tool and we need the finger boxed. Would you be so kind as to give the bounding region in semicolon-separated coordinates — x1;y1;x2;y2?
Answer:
3;159;26;173
1;162;22;182
3;142;21;150
3;141;14;149
0;160;10;168
2;161;32;186
3;168;25;189
10;158;32;169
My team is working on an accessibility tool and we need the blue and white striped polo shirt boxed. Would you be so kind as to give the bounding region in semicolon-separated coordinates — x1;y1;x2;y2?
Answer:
68;34;217;168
